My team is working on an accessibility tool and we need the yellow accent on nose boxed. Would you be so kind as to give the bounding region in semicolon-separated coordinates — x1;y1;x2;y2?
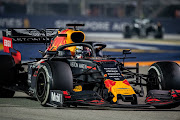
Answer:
105;80;136;103
73;85;82;92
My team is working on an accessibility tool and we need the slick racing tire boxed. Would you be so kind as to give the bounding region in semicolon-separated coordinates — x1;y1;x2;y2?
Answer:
154;26;164;39
123;25;132;38
147;61;180;92
0;55;16;84
36;61;73;106
36;66;50;106
0;55;16;98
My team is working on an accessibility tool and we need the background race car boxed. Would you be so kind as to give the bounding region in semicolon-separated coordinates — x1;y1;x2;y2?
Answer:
123;18;164;39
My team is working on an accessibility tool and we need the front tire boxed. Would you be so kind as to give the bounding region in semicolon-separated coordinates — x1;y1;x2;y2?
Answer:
147;62;180;109
36;61;73;106
147;61;180;92
36;66;50;105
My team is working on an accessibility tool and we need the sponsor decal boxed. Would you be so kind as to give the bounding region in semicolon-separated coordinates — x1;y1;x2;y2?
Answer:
104;74;107;77
103;67;123;80
0;18;23;28
55;20;110;31
54;20;125;32
104;79;116;92
73;85;82;92
70;62;87;69
3;37;13;53
0;18;30;28
13;37;52;43
51;91;63;104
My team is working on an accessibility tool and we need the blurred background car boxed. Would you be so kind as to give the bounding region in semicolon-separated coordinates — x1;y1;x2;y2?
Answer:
123;18;164;39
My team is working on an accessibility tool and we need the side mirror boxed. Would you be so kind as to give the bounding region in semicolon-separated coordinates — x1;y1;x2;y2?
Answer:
123;49;131;55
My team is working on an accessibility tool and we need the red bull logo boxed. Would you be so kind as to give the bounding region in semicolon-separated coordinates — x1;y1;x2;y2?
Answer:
104;79;116;92
104;79;135;102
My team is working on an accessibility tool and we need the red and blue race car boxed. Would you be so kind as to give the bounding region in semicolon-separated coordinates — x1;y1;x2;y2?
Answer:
0;24;180;109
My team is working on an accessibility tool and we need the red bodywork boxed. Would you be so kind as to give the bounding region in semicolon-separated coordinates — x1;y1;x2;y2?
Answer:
104;79;116;91
47;29;68;51
11;51;21;64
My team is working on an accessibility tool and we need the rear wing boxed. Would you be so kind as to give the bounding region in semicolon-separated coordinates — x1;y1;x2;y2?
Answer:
2;28;60;43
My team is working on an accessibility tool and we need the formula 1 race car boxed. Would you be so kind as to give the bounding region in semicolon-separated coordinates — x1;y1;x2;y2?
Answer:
123;18;164;39
0;24;180;109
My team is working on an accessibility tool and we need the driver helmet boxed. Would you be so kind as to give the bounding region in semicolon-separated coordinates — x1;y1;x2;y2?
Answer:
83;46;92;57
75;46;83;58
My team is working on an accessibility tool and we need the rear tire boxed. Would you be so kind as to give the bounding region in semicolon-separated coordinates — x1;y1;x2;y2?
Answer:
123;25;132;38
154;26;164;39
0;55;16;84
147;61;180;91
0;55;16;98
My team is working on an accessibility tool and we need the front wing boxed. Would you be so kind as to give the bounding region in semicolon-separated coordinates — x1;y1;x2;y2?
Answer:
47;90;180;109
